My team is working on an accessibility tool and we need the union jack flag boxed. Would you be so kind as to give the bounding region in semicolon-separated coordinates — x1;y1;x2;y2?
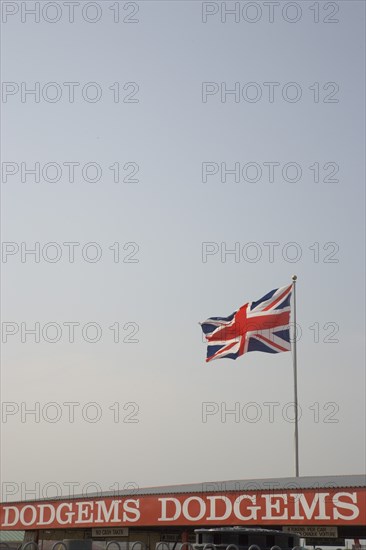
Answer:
200;284;293;362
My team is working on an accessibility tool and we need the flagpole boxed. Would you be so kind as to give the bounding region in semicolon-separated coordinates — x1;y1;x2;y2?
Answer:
292;274;299;477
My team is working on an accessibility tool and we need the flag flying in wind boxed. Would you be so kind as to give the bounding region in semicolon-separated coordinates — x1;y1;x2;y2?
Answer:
200;284;293;362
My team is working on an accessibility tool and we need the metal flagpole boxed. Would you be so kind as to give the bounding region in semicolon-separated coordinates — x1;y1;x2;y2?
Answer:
292;274;299;477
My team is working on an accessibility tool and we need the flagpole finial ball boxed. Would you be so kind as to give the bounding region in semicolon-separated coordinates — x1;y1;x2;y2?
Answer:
292;275;297;281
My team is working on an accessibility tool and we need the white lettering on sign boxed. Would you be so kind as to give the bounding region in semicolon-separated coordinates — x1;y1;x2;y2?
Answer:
290;492;330;520
182;497;206;521
20;505;37;526
206;496;232;521
0;490;363;529
333;492;359;520
55;503;74;525
233;495;261;520
263;494;288;520
94;500;122;523
38;504;56;525
123;499;140;522
76;502;94;523
3;506;19;527
158;498;181;521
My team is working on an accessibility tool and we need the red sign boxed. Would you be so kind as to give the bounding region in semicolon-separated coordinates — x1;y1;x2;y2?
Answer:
1;488;366;530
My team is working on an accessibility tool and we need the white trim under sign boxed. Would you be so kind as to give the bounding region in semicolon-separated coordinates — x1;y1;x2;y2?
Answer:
92;528;129;538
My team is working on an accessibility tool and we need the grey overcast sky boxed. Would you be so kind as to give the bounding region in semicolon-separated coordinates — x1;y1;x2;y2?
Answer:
0;0;365;502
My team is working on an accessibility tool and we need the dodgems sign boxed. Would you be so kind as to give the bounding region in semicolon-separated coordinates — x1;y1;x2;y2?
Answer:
1;489;365;530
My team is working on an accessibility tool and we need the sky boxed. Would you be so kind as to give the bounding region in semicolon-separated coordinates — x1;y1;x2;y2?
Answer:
0;0;365;504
